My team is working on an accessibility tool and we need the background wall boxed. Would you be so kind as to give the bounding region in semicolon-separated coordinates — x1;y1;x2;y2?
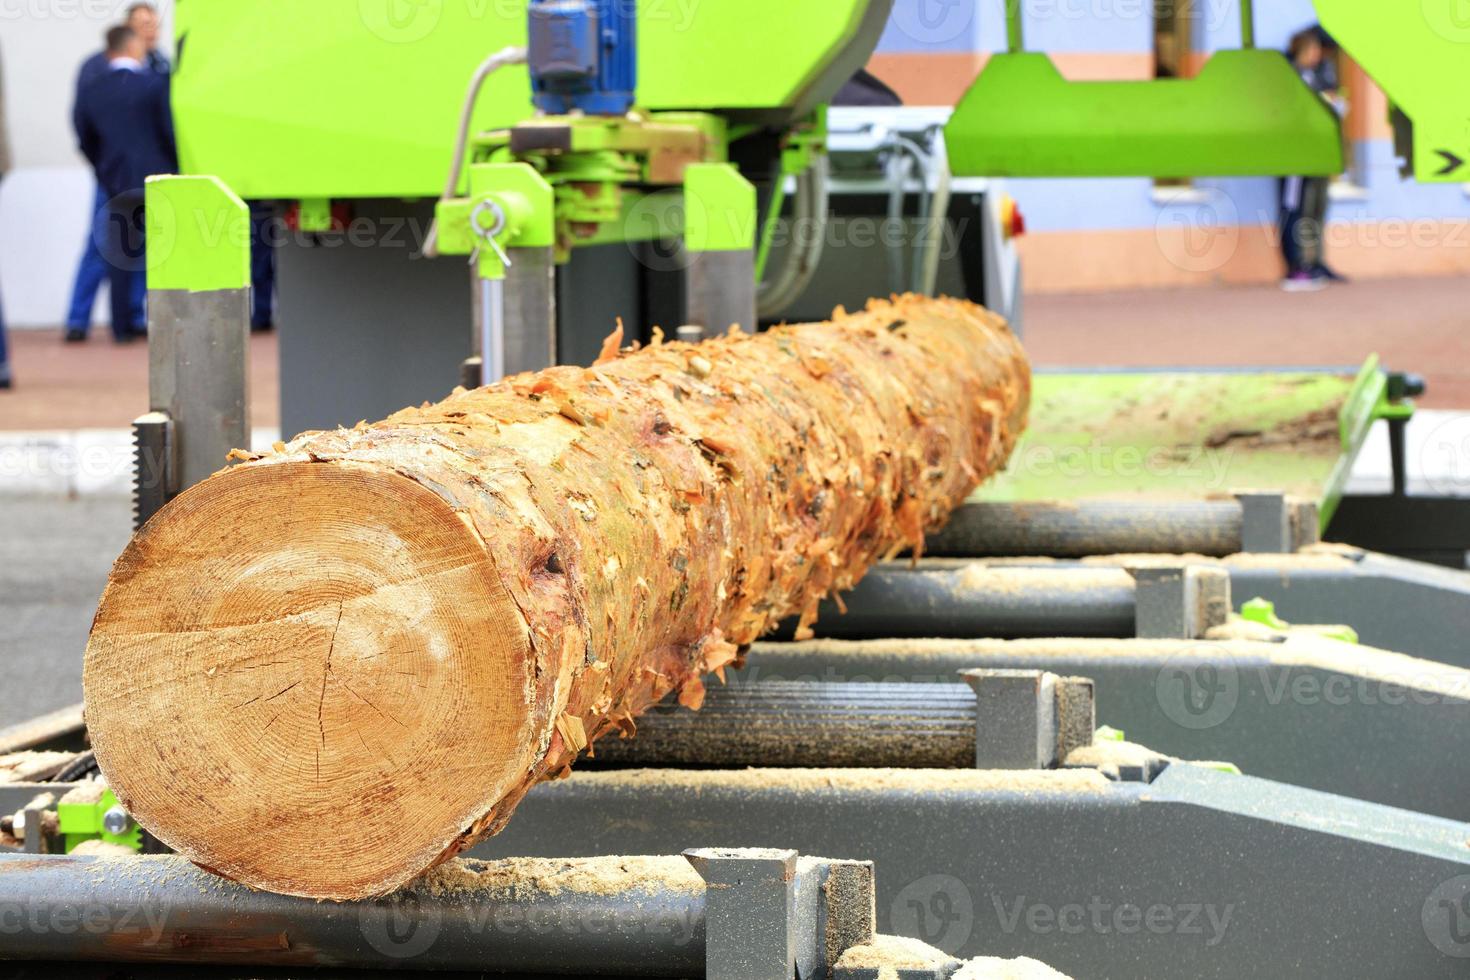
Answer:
869;0;1470;292
0;0;175;328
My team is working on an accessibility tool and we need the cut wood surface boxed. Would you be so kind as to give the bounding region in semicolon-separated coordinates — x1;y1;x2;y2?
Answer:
82;295;1030;899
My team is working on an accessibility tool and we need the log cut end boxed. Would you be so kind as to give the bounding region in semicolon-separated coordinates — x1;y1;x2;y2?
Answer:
82;462;538;899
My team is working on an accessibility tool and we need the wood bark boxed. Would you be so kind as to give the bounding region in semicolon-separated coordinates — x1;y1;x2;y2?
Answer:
82;295;1030;899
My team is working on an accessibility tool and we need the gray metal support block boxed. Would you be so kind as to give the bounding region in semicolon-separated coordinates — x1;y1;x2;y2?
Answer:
686;847;799;980
1236;491;1291;554
1132;565;1230;638
962;669;1056;769
1234;491;1321;553
685;248;755;334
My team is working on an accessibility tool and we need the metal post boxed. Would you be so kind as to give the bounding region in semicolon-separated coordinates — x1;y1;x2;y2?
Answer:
1239;0;1255;48
683;163;757;335
503;245;557;375
135;176;251;527
1005;0;1025;53
476;273;506;383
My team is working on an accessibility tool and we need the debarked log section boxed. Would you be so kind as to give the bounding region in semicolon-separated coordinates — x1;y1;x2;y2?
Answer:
82;295;1030;900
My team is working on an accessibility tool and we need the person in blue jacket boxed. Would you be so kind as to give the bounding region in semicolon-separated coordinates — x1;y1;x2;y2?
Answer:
74;25;177;343
64;4;170;341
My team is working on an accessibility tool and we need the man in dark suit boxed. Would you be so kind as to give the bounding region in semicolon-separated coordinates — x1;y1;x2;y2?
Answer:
65;4;170;341
74;25;177;343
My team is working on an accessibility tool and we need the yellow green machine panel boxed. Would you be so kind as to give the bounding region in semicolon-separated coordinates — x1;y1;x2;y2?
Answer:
171;0;883;199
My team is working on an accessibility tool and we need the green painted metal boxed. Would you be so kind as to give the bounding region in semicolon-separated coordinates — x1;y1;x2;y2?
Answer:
297;198;332;233
755;109;827;280
947;50;1343;178
1314;1;1470;183
1319;353;1414;527
171;0;877;199
56;788;143;853
972;366;1391;528
683;163;757;253
143;175;250;292
435;162;554;278
1241;597;1358;644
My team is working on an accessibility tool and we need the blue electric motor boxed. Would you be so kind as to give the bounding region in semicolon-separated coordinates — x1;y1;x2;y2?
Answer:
527;0;636;116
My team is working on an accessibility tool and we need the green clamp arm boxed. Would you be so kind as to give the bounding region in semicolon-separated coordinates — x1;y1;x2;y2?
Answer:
435;162;555;278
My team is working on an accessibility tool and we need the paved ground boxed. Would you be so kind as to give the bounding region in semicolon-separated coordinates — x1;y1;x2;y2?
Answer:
0;277;1465;432
0;496;132;728
0;328;280;430
1023;276;1470;408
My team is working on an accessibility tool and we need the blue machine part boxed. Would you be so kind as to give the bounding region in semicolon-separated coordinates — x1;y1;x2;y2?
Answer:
527;0;636;116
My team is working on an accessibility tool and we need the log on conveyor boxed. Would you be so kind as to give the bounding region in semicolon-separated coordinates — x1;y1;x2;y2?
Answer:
82;295;1030;899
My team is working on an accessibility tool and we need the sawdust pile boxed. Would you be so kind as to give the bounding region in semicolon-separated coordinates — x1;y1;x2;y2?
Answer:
954;955;1074;978
415;855;704;899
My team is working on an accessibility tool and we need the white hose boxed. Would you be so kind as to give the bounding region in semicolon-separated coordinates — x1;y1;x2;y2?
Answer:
917;131;952;298
422;45;528;259
757;154;830;318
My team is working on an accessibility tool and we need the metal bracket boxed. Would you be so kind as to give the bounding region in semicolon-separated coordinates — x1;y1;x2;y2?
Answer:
1131;565;1231;639
685;847;876;980
131;411;176;530
961;668;1096;769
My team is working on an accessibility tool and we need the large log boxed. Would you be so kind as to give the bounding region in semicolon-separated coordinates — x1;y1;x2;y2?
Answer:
82;295;1029;899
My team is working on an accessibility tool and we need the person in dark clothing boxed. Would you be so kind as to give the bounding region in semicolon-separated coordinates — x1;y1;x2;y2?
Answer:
1279;28;1345;292
65;4;170;341
0;40;12;388
74;25;177;343
249;202;277;331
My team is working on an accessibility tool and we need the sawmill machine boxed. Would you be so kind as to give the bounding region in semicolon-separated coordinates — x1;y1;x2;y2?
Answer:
6;1;1470;977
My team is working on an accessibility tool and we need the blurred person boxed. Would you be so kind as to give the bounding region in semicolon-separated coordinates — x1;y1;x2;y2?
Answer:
1278;28;1344;292
74;25;177;343
64;6;168;342
126;2;172;75
249;202;277;332
0;41;12;389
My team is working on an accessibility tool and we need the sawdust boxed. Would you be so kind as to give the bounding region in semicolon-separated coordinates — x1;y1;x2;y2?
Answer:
954;955;1073;979
567;767;1112;796
954;565;1132;595
1077;547;1357;571
835;934;957;975
69;839;135;857
0;751;74;783
57;781;108;805
415;855;704;899
1064;738;1169;770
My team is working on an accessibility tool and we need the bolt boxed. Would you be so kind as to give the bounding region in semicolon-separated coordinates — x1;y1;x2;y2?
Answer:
102;806;132;837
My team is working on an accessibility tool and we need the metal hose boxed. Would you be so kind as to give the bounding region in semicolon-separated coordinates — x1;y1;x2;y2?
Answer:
421;45;528;259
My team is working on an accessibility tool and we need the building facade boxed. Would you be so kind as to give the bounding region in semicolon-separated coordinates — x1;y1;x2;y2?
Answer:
868;0;1470;292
